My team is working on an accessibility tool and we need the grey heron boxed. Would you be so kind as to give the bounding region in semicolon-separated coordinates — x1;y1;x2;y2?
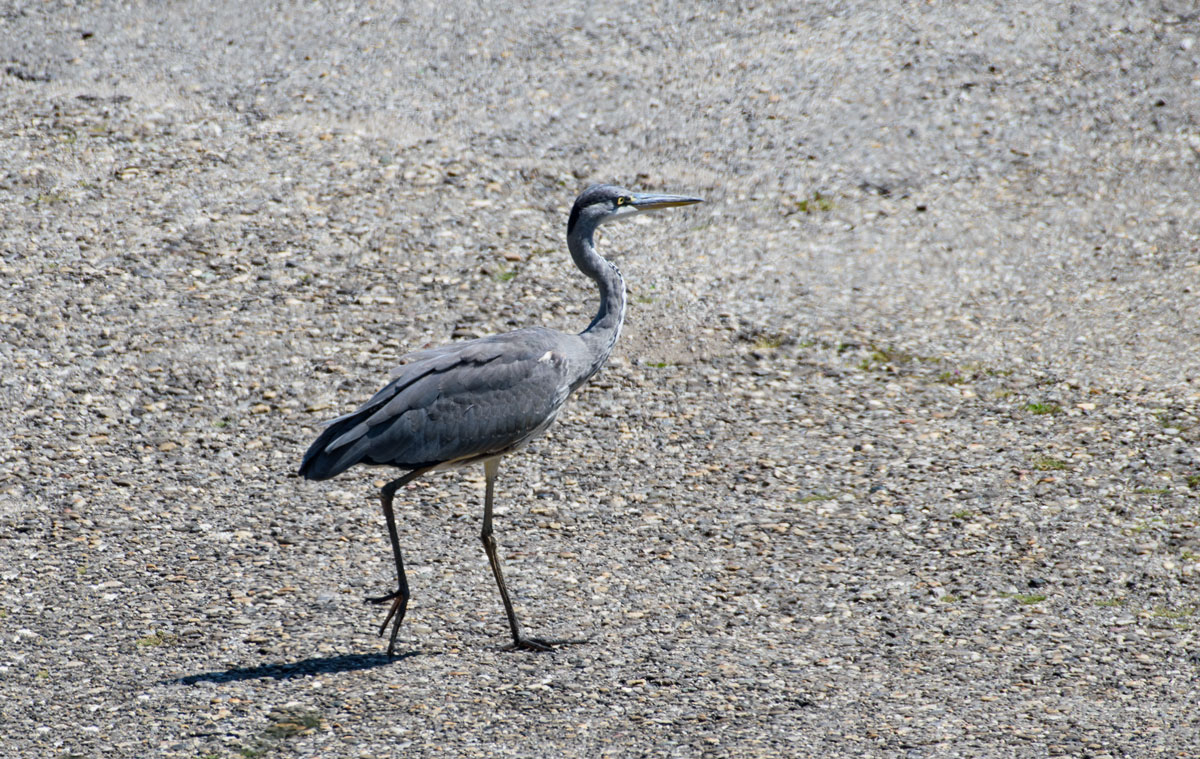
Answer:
299;184;702;654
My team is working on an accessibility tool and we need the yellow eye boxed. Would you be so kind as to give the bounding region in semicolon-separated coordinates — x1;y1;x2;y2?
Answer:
616;196;632;207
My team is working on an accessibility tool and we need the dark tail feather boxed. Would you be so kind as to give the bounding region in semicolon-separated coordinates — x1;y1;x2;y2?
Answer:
299;416;370;481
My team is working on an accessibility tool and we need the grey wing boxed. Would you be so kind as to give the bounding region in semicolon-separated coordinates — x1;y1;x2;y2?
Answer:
314;343;469;430
299;328;576;480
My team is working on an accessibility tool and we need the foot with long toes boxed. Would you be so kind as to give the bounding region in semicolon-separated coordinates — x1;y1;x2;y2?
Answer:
503;636;589;652
365;588;409;656
365;588;406;606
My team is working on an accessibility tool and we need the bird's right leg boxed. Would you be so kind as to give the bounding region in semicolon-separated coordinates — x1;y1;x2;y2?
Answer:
365;468;427;656
480;457;554;652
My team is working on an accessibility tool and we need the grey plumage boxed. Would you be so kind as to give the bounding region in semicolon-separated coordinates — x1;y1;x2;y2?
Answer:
299;184;702;654
299;327;575;478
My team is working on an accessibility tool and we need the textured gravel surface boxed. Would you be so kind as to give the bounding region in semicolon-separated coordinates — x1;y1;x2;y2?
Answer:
3;1;1200;757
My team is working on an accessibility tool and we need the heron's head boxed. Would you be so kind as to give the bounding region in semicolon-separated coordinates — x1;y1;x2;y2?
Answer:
567;184;702;236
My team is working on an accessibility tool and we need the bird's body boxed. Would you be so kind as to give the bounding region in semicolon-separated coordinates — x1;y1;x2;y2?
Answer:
299;184;701;654
299;326;581;479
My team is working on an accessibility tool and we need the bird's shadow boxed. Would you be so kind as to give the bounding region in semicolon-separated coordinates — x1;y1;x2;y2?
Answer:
169;651;419;686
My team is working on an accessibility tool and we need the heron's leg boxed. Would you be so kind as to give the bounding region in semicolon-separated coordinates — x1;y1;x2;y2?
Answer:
365;468;427;656
480;457;553;651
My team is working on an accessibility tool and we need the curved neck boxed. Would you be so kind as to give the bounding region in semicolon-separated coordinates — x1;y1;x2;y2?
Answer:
568;223;626;386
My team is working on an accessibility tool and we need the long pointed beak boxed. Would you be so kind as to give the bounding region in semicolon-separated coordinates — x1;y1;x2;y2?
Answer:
630;192;704;211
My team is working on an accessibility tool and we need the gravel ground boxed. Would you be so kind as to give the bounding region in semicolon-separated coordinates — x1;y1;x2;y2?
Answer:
3;1;1200;757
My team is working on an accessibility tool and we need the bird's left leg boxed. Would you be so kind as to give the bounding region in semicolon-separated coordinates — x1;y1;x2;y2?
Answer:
365;468;428;656
480;457;554;651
